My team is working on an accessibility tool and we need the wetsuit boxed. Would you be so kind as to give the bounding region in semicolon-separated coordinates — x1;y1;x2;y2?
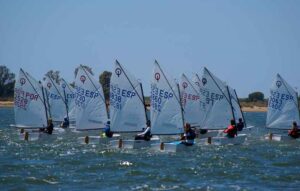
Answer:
61;119;69;128
104;125;113;138
45;123;54;135
237;122;244;131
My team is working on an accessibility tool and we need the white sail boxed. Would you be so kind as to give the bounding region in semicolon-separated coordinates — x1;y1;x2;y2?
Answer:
150;61;184;135
266;74;300;129
60;78;76;121
180;73;201;127
200;67;233;130
75;66;108;130
43;76;67;122
14;69;47;128
110;61;147;132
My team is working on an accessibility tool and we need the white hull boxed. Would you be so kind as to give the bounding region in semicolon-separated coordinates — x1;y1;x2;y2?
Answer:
151;141;194;152
77;134;121;144
18;127;65;141
110;136;160;149
264;133;299;141
198;134;247;145
197;126;254;139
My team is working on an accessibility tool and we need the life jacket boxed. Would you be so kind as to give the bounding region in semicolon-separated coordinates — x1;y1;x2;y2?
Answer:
288;129;299;138
224;125;237;138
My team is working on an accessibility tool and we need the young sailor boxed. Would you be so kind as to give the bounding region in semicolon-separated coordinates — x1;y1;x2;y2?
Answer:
236;118;244;131
45;119;54;135
134;120;152;141
180;123;196;146
104;121;113;138
60;117;69;128
288;121;300;139
223;119;237;138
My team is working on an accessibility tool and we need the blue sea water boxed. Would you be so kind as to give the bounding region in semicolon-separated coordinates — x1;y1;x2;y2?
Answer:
0;107;300;191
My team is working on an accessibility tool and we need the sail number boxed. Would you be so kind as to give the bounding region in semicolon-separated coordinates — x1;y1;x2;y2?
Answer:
151;85;173;112
269;90;294;110
110;84;136;110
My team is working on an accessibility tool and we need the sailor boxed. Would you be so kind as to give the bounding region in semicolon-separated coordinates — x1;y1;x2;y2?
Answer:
223;119;237;138
104;121;113;138
45;118;54;135
288;121;300;139
134;120;152;141
236;118;245;131
60;117;69;128
180;123;196;146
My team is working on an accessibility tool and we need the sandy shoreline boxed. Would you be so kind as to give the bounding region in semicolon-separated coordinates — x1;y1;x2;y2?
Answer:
0;101;14;107
0;101;267;112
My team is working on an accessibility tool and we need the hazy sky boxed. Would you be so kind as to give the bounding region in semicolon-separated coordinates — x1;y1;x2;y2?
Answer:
1;0;300;97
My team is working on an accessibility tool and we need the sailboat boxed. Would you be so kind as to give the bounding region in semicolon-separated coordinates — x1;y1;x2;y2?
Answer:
265;74;300;141
180;73;202;127
109;60;159;149
43;75;68;123
14;69;64;140
74;65;114;144
60;78;76;124
150;61;189;152
197;67;246;145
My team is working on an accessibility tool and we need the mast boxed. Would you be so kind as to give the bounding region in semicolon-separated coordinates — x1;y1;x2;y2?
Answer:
226;86;236;122
233;89;247;127
62;86;69;120
139;82;149;122
41;83;49;122
177;83;185;128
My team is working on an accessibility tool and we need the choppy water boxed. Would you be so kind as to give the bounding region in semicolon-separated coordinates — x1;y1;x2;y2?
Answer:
1;107;300;191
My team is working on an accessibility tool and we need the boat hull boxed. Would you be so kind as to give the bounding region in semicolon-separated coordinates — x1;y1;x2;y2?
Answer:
151;141;194;152
110;136;160;149
198;134;247;145
264;133;299;141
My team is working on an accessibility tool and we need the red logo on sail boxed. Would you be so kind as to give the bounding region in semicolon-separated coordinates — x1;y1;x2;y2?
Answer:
155;73;160;82
20;78;26;86
182;82;188;89
276;81;282;88
80;75;86;84
47;82;52;89
202;78;207;86
115;68;122;77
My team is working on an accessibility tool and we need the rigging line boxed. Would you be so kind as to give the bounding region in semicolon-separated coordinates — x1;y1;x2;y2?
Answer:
46;74;67;105
80;65;106;104
155;60;183;112
61;78;74;94
205;67;231;105
20;69;45;106
182;73;200;96
278;74;299;110
115;60;146;109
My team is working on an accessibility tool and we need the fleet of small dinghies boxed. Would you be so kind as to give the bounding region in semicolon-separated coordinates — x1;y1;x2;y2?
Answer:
11;61;300;149
265;74;300;141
